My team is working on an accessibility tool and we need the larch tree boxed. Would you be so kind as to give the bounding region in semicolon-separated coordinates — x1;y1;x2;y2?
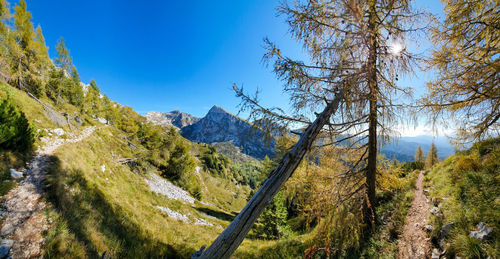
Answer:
33;25;51;70
53;37;73;105
237;0;426;226
11;0;41;95
195;0;428;258
414;145;425;162
425;143;438;169
423;0;499;143
69;65;84;107
0;0;10;82
55;37;72;72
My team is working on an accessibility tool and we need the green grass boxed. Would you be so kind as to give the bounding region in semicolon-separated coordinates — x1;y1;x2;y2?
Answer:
43;126;253;258
425;137;500;258
0;83;58;131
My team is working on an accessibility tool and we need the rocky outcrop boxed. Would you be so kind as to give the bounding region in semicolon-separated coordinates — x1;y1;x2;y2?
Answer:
181;106;275;159
469;222;492;241
145;110;200;129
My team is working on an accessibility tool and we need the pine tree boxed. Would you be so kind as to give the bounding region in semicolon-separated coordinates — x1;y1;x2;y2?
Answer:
252;190;288;239
414;145;425;162
423;0;499;142
425;143;439;169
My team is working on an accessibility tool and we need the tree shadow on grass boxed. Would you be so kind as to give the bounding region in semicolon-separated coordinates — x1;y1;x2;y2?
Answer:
194;206;236;222
44;155;183;258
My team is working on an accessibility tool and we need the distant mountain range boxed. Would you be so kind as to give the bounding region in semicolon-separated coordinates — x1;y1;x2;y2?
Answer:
380;135;455;161
146;107;455;162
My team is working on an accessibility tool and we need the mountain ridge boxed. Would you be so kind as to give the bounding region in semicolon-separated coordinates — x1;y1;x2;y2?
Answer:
181;105;276;160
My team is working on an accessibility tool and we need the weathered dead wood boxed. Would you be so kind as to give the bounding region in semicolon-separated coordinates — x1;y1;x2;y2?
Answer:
117;157;141;164
193;91;342;259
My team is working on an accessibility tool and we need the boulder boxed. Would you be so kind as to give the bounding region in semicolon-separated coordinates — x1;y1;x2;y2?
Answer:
9;169;23;179
469;222;492;241
0;239;13;259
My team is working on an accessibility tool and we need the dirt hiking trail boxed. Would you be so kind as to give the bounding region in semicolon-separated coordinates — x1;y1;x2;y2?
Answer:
398;170;432;258
0;126;96;258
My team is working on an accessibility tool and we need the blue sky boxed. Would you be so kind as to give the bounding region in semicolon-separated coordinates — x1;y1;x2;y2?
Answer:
24;0;444;124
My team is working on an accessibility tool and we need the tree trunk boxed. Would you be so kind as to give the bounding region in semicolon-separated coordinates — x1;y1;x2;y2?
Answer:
364;0;378;228
192;91;343;259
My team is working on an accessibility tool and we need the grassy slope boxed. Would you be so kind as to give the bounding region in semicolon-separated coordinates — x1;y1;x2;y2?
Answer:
0;83;61;202
0;83;254;258
425;138;499;258
1;82;424;258
44;125;252;258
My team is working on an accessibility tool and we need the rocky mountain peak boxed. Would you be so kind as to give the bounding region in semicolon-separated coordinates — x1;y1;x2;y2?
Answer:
146;105;275;159
181;106;275;159
145;110;200;129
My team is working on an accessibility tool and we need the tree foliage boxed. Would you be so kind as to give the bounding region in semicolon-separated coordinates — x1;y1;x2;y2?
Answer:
9;0;43;96
234;0;428;227
0;96;34;152
425;143;439;169
252;190;289;239
200;145;231;177
414;145;425;162
423;0;499;142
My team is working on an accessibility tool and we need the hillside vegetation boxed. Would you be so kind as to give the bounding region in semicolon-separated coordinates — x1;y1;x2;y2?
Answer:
0;0;498;258
425;138;499;258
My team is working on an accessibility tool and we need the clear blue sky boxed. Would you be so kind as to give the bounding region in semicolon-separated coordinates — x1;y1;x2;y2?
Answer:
24;0;444;119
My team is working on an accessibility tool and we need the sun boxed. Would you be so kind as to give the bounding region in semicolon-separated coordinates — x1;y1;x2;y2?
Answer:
389;40;404;56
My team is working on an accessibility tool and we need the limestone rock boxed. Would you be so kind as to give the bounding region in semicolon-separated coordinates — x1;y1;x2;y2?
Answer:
430;206;440;215
431;248;440;259
469;222;492;241
181;105;275;159
9;169;22;179
52;128;65;136
145;110;200;129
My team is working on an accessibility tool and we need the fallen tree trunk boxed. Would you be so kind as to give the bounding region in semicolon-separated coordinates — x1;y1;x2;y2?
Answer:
192;91;343;259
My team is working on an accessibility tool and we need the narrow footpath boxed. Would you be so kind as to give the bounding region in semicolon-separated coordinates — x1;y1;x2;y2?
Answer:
0;126;96;258
397;170;432;258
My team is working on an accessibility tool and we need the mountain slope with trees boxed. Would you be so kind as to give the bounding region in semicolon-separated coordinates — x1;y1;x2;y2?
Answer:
0;0;497;258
